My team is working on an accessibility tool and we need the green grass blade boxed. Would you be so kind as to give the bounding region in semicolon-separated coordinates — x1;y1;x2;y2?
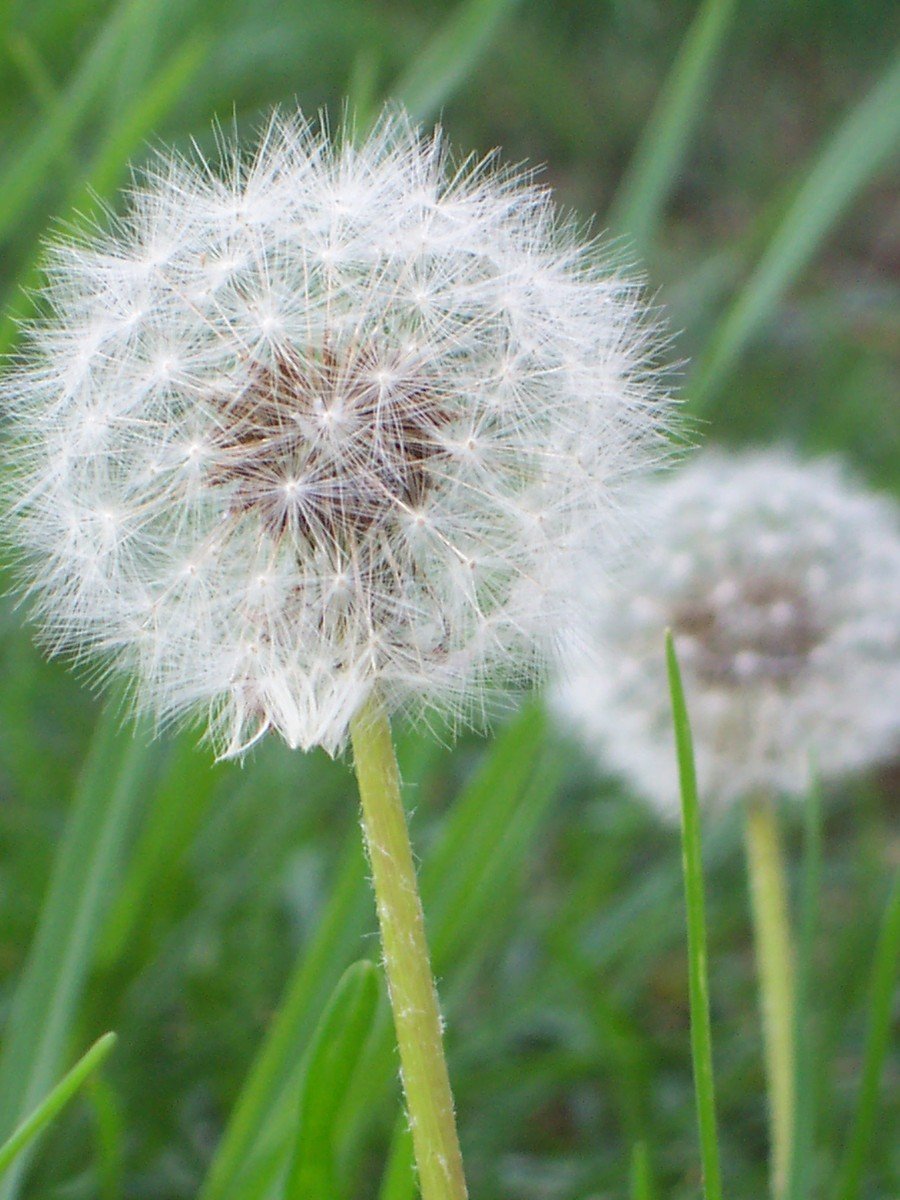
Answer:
392;0;522;122
0;1032;116;1177
691;47;900;407
438;748;560;1005
0;34;204;356
0;0;149;245
378;1115;416;1200
786;776;823;1200
98;732;221;967
665;631;723;1200
104;0;164;121
85;1074;126;1200
198;833;371;1200
6;33;63;115
0;702;156;1200
629;1141;654;1200
575;982;651;1152
834;870;900;1200
423;703;545;954
608;0;737;254
74;34;206;200
347;45;381;133
284;961;380;1200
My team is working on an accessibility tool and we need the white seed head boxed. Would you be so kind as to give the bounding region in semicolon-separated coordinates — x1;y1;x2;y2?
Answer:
553;449;900;816
2;106;672;758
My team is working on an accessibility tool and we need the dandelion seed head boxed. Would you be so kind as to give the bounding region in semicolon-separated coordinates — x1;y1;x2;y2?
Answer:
3;106;672;758
553;449;900;816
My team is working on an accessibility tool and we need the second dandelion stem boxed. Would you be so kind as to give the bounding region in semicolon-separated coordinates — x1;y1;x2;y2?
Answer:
350;696;468;1200
745;795;795;1199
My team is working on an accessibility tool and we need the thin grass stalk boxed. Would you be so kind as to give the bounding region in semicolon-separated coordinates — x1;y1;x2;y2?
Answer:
0;1033;116;1177
629;1141;654;1200
665;631;724;1200
835;870;900;1200
608;0;736;253
350;695;467;1200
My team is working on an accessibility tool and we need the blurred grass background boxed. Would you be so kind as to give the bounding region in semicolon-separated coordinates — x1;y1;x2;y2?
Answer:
0;1;898;1197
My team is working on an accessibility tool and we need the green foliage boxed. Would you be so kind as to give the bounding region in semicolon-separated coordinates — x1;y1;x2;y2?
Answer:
200;703;557;1200
0;2;897;1198
691;47;900;408
787;780;823;1200
198;834;372;1200
284;961;380;1199
609;0;736;254
0;0;147;244
0;703;158;1200
378;1118;417;1200
392;0;523;121
629;1142;655;1200
835;873;900;1200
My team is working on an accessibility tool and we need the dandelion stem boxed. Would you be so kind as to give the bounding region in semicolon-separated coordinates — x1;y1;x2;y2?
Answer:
350;695;468;1200
745;795;795;1199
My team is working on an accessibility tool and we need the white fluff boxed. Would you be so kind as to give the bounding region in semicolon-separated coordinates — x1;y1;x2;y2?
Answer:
553;448;900;816
2;107;671;758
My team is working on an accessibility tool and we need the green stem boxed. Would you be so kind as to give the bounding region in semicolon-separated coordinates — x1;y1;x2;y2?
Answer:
745;796;795;1199
350;696;468;1200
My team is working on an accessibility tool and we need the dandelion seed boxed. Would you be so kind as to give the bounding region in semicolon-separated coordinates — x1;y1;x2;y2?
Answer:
553;447;900;817
2;106;672;759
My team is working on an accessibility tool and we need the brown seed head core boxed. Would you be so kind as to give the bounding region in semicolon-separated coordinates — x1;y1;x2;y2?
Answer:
673;574;823;687
207;345;449;547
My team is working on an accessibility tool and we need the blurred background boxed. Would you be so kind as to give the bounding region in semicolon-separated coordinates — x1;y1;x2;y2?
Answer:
0;2;898;1198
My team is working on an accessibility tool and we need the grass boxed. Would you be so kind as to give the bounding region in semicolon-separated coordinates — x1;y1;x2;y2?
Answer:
666;632;723;1200
0;1032;117;1179
0;1;898;1198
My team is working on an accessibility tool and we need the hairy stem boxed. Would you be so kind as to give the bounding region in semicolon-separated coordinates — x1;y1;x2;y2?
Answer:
745;795;795;1199
350;696;468;1200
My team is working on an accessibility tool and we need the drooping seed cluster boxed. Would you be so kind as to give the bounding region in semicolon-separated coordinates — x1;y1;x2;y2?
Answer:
553;449;900;815
1;108;672;756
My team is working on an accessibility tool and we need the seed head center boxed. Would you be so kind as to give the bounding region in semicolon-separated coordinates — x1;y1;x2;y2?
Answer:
208;346;447;546
674;574;823;686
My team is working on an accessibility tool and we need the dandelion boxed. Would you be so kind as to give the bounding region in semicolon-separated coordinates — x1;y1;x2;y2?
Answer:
1;106;672;1199
2;108;667;762
554;447;900;814
553;446;900;1198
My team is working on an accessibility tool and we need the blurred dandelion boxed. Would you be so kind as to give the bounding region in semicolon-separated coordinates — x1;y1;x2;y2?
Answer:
554;448;900;815
1;106;673;1200
553;446;900;1198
